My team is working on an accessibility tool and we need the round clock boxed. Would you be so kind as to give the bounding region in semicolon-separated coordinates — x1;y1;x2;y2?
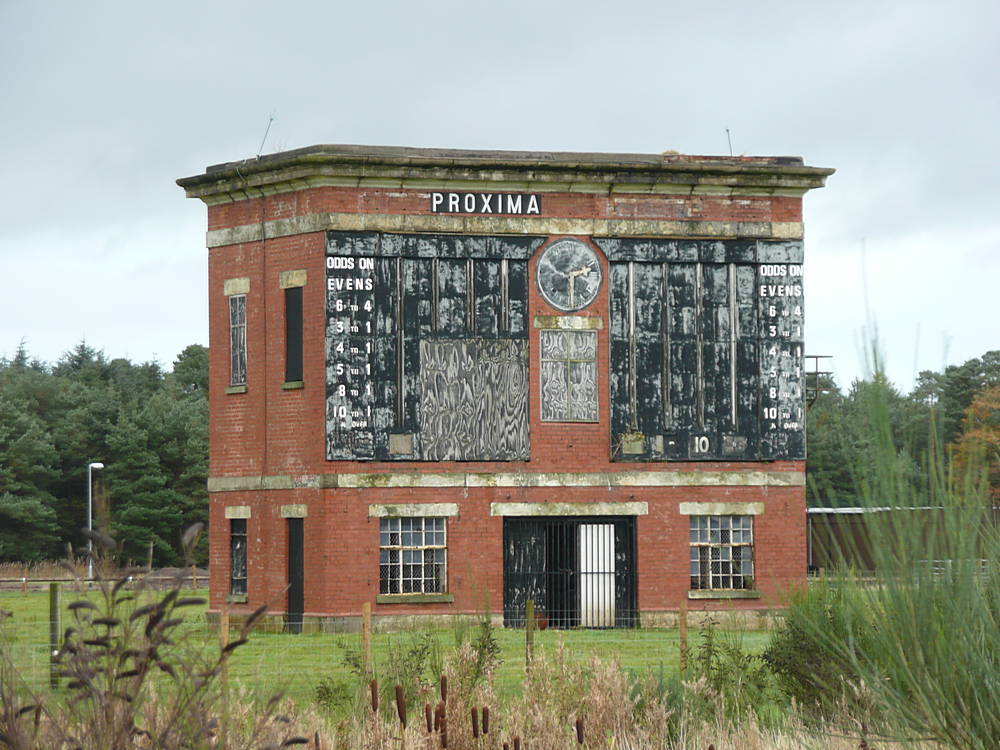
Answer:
536;239;603;312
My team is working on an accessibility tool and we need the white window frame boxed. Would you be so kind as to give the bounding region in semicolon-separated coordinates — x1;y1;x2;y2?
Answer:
378;517;447;595
689;514;754;591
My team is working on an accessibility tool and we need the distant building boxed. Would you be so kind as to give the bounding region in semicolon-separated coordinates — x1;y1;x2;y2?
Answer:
177;145;833;630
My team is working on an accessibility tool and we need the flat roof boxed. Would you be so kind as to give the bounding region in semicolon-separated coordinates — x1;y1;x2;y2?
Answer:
177;143;834;199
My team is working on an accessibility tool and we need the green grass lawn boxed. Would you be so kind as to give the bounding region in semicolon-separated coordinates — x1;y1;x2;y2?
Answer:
0;587;771;708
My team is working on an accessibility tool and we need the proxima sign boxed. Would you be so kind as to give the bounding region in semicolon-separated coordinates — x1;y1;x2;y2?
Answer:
430;191;542;215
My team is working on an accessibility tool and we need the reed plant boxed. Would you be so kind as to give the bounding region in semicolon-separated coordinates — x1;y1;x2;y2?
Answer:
0;525;317;749
780;378;1000;748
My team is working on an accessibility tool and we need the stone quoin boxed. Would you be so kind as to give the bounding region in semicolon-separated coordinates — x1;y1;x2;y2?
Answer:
177;144;834;632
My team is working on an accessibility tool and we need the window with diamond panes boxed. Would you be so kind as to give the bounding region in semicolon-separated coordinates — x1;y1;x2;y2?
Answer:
379;517;447;594
689;515;753;590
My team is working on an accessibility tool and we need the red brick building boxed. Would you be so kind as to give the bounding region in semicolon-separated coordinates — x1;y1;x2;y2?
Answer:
177;145;833;630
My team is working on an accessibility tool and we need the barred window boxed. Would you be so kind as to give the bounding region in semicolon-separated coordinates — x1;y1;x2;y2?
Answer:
379;517;447;594
230;518;248;595
229;294;247;386
690;515;753;590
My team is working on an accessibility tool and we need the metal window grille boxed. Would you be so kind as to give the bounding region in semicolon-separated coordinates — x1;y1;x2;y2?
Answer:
379;517;447;594
689;515;753;590
230;518;248;595
229;294;247;386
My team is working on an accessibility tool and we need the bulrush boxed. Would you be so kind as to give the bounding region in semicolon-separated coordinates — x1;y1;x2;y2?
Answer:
369;679;379;714
424;703;433;733
481;706;490;735
471;707;480;739
576;718;584;745
394;684;407;728
440;674;448;702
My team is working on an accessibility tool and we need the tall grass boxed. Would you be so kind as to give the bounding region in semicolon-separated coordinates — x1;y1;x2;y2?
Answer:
788;379;1000;748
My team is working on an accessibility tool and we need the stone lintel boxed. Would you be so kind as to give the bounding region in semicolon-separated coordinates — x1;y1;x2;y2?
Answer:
207;470;805;492
367;503;460;517
679;501;766;515
490;501;649;517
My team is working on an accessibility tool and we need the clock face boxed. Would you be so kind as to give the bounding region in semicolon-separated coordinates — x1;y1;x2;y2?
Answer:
536;239;603;312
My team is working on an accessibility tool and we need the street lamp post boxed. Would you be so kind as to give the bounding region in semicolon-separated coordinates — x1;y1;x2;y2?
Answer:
87;462;104;579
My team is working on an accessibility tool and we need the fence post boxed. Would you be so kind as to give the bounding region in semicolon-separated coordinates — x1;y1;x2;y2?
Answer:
678;598;688;675
219;611;230;683
525;599;535;668
361;601;372;676
49;582;61;688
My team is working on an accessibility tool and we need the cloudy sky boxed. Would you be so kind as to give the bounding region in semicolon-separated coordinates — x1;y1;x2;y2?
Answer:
1;0;996;392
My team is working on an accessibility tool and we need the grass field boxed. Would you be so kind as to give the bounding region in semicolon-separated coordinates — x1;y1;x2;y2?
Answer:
0;587;771;708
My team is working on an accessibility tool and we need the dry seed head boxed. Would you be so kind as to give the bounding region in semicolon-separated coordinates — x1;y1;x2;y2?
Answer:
394;684;407;727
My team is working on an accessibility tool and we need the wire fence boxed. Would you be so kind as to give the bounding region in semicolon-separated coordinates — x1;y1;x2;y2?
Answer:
0;600;771;706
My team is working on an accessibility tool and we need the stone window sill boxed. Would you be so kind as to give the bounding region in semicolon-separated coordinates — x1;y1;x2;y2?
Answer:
282;380;304;390
688;589;760;600
225;385;248;394
226;593;248;604
375;593;454;605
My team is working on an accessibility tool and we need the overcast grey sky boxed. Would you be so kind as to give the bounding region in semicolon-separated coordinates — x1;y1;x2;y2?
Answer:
1;0;996;391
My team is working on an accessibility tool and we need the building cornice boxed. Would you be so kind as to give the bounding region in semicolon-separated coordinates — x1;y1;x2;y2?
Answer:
177;144;834;204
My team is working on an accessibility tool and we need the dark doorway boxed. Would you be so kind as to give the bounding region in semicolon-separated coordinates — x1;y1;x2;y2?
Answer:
287;517;304;633
503;516;636;628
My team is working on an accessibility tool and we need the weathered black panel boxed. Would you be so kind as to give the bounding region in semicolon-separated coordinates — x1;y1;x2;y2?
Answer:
734;339;760;457
401;258;434;436
326;231;380;256
756;240;804;264
698;241;727;263
435;259;469;337
492;235;545;260
667;264;698;446
371;258;399;458
633;263;664;439
607;237;807;462
419;339;529;460
608;263;632;445
326;234;536;462
325;254;377;459
507;260;528;338
328;230;544;259
474;259;501;338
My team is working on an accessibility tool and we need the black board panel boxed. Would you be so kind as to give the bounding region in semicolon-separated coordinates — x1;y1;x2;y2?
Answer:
608;243;806;461
325;232;535;461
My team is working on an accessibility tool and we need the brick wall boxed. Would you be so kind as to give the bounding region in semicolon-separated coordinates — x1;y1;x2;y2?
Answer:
205;185;807;622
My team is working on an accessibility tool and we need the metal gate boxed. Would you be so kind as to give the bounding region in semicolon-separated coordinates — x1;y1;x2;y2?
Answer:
503;516;636;628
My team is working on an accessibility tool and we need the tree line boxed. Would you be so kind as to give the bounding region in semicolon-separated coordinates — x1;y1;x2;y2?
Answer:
1;339;997;565
807;350;1000;506
0;341;208;566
